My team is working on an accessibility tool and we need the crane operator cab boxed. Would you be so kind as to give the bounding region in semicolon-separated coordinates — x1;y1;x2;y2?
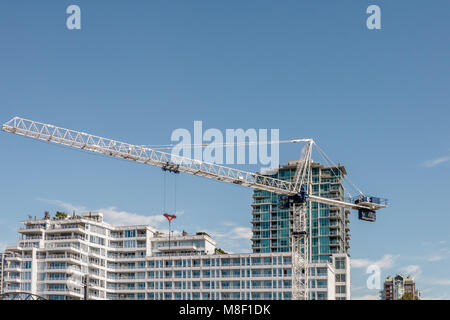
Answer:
279;184;309;209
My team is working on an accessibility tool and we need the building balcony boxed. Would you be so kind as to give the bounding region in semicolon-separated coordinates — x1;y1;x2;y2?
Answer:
113;287;139;292
108;255;145;261
253;195;265;200
329;233;339;238
41;288;84;298
218;286;243;291
4;266;22;272
41;278;77;285
87;294;105;300
330;242;340;247
46;266;83;274
157;244;199;252
6;254;23;261
46;226;86;234
44;254;81;262
20;235;43;241
4;288;23;293
87;283;105;292
108;276;139;282
4;277;23;283
17;241;40;249
4;244;21;252
251;201;276;207
87;273;105;281
18;226;45;233
107;265;137;271
110;234;147;239
45;243;83;252
108;246;142;252
45;235;85;242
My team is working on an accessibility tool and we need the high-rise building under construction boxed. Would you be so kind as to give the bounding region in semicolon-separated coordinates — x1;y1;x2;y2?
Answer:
251;161;351;299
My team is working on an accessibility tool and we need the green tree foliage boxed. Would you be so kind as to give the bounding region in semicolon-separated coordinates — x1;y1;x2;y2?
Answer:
55;211;68;218
215;248;227;254
400;292;419;300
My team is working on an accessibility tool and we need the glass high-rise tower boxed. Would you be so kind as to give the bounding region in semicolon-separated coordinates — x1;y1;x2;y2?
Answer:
251;160;351;263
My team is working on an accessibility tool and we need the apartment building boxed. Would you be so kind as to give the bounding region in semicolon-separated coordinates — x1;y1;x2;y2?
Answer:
382;274;421;300
0;252;7;294
3;211;340;300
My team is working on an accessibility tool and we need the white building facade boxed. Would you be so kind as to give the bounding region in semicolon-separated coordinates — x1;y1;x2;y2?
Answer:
0;252;7;294
3;212;349;300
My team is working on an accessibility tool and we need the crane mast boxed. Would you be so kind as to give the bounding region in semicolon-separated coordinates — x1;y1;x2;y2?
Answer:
1;116;387;300
290;141;313;300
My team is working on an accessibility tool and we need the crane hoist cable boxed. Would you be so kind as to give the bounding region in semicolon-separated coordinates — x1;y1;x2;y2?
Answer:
162;164;179;216
313;142;364;197
162;170;167;214
174;172;177;215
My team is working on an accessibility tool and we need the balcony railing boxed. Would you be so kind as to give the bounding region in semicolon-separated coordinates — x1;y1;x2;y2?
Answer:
46;235;85;241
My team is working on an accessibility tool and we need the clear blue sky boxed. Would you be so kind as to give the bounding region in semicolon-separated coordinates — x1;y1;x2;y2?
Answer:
0;1;449;299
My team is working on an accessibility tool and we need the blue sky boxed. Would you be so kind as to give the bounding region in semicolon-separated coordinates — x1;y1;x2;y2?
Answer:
0;1;449;299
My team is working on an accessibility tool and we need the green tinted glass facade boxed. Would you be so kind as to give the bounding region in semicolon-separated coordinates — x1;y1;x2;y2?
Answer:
251;162;350;262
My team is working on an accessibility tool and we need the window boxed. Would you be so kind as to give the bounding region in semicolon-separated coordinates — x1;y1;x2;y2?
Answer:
335;257;346;270
336;274;346;282
125;230;136;238
336;285;346;294
21;283;31;291
320;246;329;254
21;272;31;280
317;292;327;300
252;293;261;299
319;227;329;236
263;292;272;299
124;240;136;248
317;268;327;276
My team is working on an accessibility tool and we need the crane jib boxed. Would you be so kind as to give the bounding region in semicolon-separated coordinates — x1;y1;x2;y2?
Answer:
1;116;387;214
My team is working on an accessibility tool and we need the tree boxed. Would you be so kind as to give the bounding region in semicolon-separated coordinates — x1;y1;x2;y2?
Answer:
215;248;227;254
400;292;419;300
55;211;68;219
196;232;211;237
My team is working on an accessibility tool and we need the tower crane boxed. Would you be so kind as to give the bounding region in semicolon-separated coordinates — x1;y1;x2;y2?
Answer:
1;116;387;300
